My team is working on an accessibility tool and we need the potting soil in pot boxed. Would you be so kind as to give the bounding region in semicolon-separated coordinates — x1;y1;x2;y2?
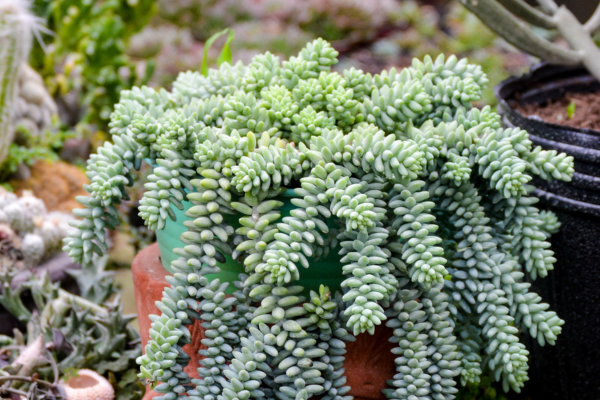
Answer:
512;91;600;130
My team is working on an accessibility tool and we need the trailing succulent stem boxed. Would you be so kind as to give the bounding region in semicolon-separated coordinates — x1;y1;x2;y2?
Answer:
64;39;573;399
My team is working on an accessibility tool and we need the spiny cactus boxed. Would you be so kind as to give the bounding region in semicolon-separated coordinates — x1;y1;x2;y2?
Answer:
0;0;36;165
64;39;574;399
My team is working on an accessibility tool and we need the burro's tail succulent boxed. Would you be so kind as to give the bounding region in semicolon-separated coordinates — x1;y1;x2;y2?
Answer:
64;38;574;399
0;0;36;165
460;0;600;81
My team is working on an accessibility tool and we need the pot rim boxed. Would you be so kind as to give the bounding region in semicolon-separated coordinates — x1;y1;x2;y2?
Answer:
533;176;600;204
495;62;600;137
281;188;299;198
569;172;600;191
534;187;600;217
527;133;600;164
534;172;600;193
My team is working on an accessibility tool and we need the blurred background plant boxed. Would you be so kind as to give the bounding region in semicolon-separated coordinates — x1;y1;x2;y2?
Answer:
0;190;73;269
0;125;75;184
0;2;151;397
0;258;144;400
132;0;532;104
2;0;597;398
30;0;157;134
0;190;144;399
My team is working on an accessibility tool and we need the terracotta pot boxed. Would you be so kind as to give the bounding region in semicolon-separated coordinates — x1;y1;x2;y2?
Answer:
133;243;396;400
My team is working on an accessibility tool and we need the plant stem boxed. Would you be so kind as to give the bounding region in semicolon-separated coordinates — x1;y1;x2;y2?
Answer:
45;349;59;386
553;5;600;82
460;0;581;65
0;375;56;388
0;386;28;397
40;289;108;329
584;2;600;33
536;0;559;14
497;0;556;29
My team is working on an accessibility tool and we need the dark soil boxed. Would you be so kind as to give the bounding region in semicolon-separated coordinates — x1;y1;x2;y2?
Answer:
513;91;600;131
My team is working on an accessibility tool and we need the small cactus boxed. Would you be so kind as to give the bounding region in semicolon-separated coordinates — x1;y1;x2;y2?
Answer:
0;0;37;164
14;63;58;138
0;189;73;267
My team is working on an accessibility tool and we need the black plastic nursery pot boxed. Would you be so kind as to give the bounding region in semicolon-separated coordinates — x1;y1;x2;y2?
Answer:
496;64;600;400
496;63;600;179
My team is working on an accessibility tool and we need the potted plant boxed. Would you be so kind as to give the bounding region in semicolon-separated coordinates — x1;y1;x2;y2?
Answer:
460;1;600;398
63;38;575;400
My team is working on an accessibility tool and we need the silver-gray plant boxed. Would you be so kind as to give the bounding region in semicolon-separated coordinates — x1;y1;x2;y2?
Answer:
460;0;600;80
0;189;73;267
64;39;574;399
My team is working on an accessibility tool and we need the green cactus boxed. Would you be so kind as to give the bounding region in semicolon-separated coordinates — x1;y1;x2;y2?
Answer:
0;0;35;165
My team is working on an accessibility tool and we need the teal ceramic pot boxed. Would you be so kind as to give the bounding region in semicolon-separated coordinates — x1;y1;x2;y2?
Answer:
154;189;345;294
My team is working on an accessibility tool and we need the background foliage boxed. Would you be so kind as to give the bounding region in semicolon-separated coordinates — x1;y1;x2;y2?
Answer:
30;0;156;131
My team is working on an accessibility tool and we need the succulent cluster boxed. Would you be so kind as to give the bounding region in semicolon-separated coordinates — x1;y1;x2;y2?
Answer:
0;189;73;267
64;39;573;399
0;259;144;400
